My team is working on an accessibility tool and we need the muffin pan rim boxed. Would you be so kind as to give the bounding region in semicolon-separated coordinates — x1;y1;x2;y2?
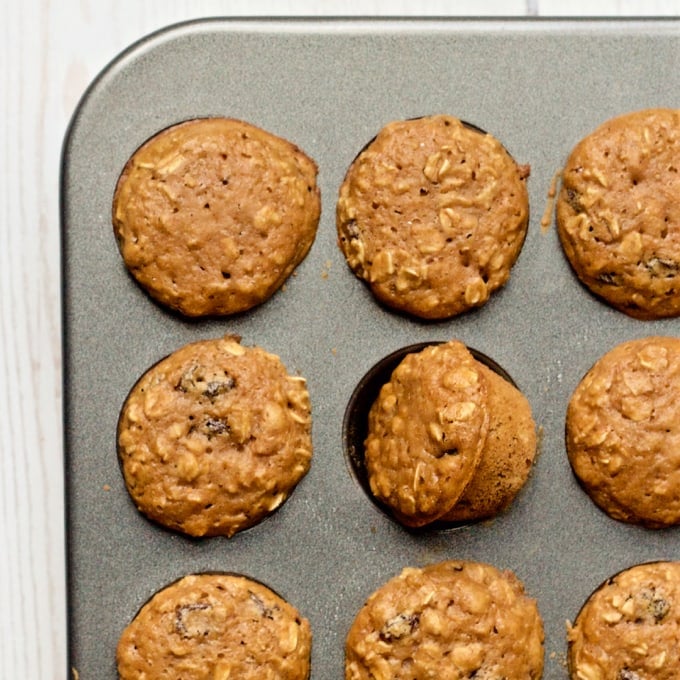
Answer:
61;16;680;680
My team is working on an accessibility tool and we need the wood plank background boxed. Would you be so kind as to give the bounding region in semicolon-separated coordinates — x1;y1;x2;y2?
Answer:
0;1;677;677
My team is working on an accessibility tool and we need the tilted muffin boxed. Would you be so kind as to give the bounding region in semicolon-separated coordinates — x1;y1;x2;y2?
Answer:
113;117;320;317
118;335;312;537
568;561;680;680
337;114;530;319
441;361;538;523
117;572;312;680
363;340;537;527
364;340;490;527
557;108;680;319
345;560;544;680
566;336;680;528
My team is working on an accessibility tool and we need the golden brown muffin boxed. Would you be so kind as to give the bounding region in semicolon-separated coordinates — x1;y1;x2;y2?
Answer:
557;108;680;319
337;114;530;319
566;336;680;528
113;117;320;317
117;573;312;680
345;560;545;680
364;340;489;527
118;335;312;537
441;361;538;523
568;561;680;680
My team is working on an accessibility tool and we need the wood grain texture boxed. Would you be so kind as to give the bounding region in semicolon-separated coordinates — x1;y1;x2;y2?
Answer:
540;0;679;14
0;1;675;678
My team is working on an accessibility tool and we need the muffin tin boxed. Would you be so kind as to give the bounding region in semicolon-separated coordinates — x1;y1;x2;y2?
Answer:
343;341;522;530
62;17;680;679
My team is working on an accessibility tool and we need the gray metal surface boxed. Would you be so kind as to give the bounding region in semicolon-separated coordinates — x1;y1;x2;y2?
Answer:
61;18;680;679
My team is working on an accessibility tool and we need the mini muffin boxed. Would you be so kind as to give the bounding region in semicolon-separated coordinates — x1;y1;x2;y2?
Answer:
566;336;680;528
568;561;680;680
112;117;320;317
118;335;312;537
441;361;538;523
117;572;312;680
364;340;490;527
345;560;545;680
556;108;680;319
337;114;530;319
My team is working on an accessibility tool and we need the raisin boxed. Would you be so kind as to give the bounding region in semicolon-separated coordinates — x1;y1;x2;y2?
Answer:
379;612;420;642
202;375;236;399
344;219;360;240
597;271;620;286
640;587;670;623
177;365;237;400
644;257;680;278
202;417;229;438
566;187;584;212
248;591;277;620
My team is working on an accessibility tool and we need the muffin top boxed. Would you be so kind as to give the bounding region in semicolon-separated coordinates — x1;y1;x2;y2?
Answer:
113;117;320;317
568;561;680;680
337;114;530;319
566;335;680;528
346;560;544;680
118;335;312;537
117;573;312;680
557;108;680;319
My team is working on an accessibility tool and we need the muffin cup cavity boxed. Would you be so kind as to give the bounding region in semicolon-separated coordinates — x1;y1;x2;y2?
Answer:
342;340;517;531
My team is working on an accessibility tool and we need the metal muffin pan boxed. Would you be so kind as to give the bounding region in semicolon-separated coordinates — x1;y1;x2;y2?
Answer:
62;18;680;678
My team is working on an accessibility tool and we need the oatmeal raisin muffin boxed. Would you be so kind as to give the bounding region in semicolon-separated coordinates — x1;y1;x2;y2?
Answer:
346;560;544;680
113;117;321;317
337;114;530;319
361;339;537;527
117;572;312;680
568;561;680;680
566;336;680;527
557;108;680;319
118;335;312;537
364;340;490;527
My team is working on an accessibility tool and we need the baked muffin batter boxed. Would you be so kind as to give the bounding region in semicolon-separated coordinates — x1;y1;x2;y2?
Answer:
566;336;680;527
557;108;680;319
568;561;680;680
442;361;538;523
346;560;544;680
113;117;321;316
337;114;530;319
118;335;312;537
117;573;312;680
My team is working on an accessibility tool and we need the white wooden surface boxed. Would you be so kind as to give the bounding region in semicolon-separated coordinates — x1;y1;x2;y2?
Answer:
0;1;677;678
